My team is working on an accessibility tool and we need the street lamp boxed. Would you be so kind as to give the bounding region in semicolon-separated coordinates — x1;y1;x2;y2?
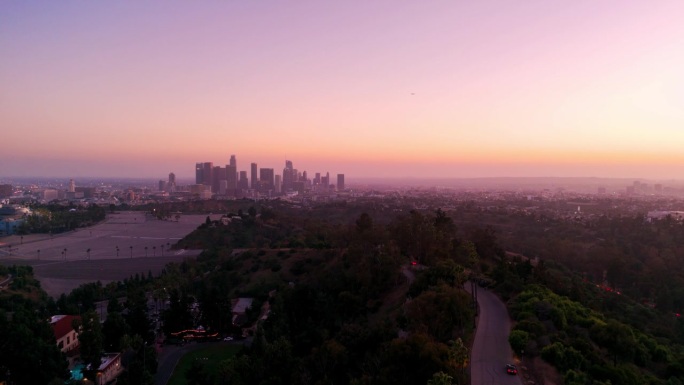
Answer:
129;246;133;258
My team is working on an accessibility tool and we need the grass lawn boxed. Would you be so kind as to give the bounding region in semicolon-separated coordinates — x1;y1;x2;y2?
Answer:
167;344;242;385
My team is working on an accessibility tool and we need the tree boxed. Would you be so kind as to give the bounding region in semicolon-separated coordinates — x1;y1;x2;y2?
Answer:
448;338;469;383
427;372;454;385
508;330;529;355
102;311;129;352
0;306;69;384
356;212;373;233
591;320;637;366
75;310;103;370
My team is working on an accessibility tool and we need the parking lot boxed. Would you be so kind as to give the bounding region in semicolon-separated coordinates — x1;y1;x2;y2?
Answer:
0;211;216;297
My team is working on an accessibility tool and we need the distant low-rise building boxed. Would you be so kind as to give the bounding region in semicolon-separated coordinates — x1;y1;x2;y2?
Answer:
0;184;12;198
647;211;684;221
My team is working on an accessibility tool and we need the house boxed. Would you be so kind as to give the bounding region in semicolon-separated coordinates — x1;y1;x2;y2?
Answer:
50;315;81;365
231;298;253;326
83;353;123;385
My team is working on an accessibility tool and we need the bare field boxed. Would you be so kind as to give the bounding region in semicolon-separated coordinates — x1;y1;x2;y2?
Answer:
0;211;217;297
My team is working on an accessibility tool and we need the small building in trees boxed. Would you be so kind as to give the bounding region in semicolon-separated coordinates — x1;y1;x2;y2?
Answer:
50;315;81;366
231;298;253;326
84;353;123;385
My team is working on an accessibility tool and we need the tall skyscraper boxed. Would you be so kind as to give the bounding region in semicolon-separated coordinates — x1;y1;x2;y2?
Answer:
260;168;274;191
230;155;236;169
275;175;282;193
168;172;176;192
226;165;237;195
337;174;345;191
283;160;294;191
251;163;257;189
239;171;249;190
68;179;75;193
195;163;204;184
212;166;226;194
203;162;214;188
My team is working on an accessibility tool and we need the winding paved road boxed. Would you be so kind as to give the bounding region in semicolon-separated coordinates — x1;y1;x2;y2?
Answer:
467;284;523;385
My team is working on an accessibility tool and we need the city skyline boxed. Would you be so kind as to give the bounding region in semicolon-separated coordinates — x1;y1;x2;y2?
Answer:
3;1;684;179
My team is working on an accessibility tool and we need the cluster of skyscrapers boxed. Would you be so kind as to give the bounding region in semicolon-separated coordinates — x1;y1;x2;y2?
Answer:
185;156;344;198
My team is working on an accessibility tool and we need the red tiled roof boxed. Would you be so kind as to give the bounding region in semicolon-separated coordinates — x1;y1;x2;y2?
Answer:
51;315;80;340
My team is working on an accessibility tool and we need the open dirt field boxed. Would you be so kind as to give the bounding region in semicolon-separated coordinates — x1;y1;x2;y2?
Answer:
0;211;218;297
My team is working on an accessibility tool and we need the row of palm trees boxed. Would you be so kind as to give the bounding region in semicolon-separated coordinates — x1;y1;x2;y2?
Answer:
48;242;172;261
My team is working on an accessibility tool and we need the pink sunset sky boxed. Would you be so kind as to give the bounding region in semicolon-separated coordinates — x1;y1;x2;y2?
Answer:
2;1;684;179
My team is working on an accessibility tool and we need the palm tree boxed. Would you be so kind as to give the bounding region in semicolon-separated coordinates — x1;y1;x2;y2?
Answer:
160;244;164;257
86;248;91;260
37;249;40;260
63;248;67;260
129;246;133;258
116;246;119;257
145;246;148;257
153;246;156;256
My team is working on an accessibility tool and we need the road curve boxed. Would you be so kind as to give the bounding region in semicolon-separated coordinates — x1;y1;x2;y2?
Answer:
467;284;522;385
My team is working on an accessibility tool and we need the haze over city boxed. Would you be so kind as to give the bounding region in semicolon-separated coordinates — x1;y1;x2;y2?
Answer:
2;1;684;180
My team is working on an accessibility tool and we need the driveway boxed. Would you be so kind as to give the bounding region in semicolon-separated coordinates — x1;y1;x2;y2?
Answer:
466;283;522;385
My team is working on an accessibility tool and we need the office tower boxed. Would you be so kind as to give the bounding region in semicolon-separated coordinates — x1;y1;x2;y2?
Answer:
213;166;226;194
203;162;214;188
655;184;663;193
226;165;237;195
68;179;76;193
275;175;282;193
195;163;204;184
314;173;321;185
321;172;329;186
159;180;167;191
168;172;176;192
230;155;236;169
250;163;259;189
283;160;294;191
302;171;307;182
337;174;345;191
249;163;259;189
239;171;249;190
260;168;274;191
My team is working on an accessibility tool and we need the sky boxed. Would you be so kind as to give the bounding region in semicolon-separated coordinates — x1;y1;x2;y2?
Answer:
2;1;684;180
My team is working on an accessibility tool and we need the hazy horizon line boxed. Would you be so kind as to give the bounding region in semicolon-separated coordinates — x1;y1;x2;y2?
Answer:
3;175;683;183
